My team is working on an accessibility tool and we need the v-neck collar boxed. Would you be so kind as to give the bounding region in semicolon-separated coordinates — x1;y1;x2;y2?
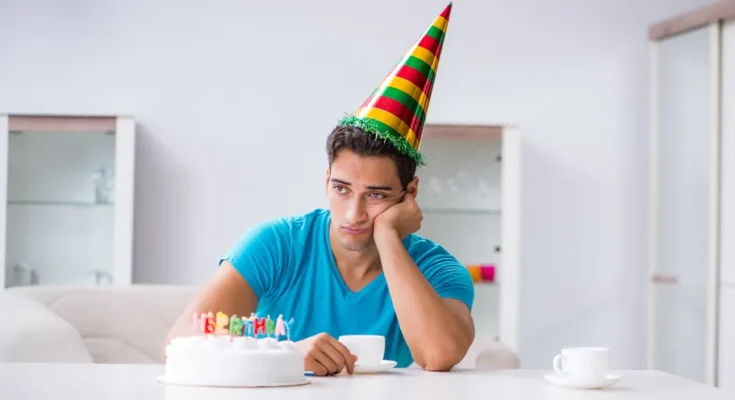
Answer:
323;211;386;299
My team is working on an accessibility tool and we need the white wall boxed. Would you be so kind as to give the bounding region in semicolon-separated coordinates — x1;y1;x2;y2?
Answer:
0;0;717;369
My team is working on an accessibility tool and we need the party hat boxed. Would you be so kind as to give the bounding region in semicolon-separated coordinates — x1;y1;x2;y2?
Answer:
338;2;453;166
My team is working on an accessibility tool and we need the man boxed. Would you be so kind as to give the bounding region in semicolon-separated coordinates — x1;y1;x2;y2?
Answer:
164;2;474;375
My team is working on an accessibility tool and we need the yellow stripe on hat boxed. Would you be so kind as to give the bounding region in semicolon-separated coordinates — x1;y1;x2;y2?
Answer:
432;16;448;33
385;76;430;114
431;52;440;72
355;107;419;149
411;46;437;73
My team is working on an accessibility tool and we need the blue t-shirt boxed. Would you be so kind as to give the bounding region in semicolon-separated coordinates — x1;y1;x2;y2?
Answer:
221;208;474;368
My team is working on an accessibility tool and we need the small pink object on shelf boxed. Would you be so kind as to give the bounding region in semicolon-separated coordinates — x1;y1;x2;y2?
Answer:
480;264;495;282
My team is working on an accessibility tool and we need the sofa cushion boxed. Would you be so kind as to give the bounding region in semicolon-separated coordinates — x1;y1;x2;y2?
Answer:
6;284;198;364
0;293;93;363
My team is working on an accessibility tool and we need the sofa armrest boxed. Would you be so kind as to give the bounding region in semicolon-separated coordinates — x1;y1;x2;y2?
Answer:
474;340;521;370
0;292;93;363
452;336;521;370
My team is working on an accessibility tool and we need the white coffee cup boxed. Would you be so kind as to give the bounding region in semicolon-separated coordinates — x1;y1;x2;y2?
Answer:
338;335;385;366
553;347;611;384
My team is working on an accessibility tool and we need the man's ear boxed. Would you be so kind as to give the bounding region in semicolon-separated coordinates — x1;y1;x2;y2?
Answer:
406;176;419;198
325;167;331;194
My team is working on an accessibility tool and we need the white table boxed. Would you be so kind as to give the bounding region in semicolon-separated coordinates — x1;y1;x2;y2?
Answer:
0;363;729;399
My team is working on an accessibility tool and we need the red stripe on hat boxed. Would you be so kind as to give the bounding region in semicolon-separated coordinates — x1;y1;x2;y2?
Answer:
440;4;452;20
395;65;429;91
370;96;416;131
412;83;434;140
418;35;440;55
434;42;444;63
408;112;424;142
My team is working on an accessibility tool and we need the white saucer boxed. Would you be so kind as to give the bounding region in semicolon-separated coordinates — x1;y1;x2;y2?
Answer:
353;360;397;374
544;372;621;389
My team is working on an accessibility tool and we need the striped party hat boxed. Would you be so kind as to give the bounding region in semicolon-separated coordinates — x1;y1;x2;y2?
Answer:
338;2;452;167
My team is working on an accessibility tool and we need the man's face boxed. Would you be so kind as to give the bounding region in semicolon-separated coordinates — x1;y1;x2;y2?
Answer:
326;150;416;252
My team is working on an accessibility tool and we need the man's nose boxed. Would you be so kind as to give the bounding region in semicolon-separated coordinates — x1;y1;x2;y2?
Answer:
345;198;368;224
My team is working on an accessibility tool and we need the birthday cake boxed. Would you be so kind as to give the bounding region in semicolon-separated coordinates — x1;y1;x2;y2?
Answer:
161;312;307;387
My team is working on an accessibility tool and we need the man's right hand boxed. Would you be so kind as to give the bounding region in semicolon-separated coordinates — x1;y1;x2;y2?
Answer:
297;333;357;376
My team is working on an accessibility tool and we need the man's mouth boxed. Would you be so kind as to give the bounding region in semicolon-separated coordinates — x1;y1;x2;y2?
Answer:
342;226;369;235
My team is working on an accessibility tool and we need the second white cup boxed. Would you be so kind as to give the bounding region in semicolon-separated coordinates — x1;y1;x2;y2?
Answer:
338;335;385;366
553;347;611;384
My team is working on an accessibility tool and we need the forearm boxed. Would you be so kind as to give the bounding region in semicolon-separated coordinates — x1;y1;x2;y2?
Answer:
374;228;473;370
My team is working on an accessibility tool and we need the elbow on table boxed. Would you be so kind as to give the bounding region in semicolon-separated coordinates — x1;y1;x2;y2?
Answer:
418;344;466;372
422;359;457;372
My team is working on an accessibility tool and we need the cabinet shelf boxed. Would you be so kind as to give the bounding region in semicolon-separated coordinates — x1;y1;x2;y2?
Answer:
422;207;501;215
7;200;112;207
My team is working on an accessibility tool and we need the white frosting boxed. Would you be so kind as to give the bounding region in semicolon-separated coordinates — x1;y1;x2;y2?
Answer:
164;335;305;387
257;338;282;350
232;336;258;350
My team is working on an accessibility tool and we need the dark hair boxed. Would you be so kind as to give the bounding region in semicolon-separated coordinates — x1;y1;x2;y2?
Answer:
326;125;417;189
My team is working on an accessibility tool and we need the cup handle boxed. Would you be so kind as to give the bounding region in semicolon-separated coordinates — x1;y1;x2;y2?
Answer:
553;354;566;376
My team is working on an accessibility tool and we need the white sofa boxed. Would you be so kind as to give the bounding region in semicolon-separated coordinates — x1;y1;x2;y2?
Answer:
0;284;520;369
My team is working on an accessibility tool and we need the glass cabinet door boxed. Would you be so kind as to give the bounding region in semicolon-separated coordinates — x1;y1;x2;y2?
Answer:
650;24;718;384
3;119;119;287
416;126;503;343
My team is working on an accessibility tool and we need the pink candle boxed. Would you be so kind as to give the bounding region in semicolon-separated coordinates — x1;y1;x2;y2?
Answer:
274;315;286;338
192;312;206;333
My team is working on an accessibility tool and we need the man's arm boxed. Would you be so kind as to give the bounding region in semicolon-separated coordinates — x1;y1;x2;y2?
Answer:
162;261;258;361
163;217;288;359
374;226;474;371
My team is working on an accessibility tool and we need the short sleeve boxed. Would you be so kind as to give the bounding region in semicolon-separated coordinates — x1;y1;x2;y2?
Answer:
219;218;291;300
411;239;475;311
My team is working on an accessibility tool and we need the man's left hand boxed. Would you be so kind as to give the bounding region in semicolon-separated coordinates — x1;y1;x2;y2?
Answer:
374;193;423;239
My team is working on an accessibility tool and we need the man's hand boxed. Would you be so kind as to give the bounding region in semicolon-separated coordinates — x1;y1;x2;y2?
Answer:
296;333;357;376
374;193;423;239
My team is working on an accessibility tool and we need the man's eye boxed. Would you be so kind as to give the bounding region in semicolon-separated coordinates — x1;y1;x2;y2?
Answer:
370;193;386;199
334;185;347;194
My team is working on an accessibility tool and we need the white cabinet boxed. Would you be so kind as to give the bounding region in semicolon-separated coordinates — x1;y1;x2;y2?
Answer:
718;18;735;393
0;114;136;288
722;20;735;286
417;124;522;352
648;23;717;386
719;285;735;392
648;5;735;389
